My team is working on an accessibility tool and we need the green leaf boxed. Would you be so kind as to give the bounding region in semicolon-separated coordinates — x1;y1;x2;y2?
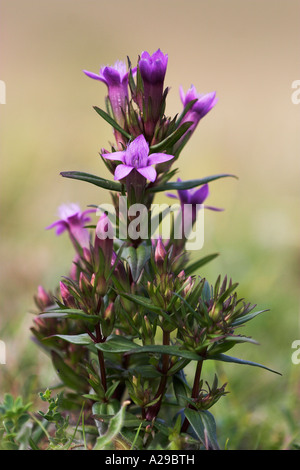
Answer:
149;121;194;153
60;171;122;192
53;334;94;346
225;335;259;345
207;335;259;356
184;253;219;276
121;245;151;283
95;335;140;354
128;344;201;361
184;408;220;450
175;99;198;128
232;309;269;326
117;292;164;314
121;247;138;281
105;381;121;400
149;173;237;193
208;353;281;375
129;365;162;378
39;309;100;325
95;336;202;362
93;401;129;450
82;394;101;402
93;106;131;140
51;352;88;392
173;374;190;406
136;244;151;280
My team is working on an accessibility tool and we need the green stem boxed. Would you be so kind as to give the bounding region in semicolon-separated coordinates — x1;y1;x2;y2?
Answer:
181;359;204;433
145;330;170;421
95;323;107;393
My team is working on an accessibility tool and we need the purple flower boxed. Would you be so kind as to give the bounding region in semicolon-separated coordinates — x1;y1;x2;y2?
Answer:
172;86;217;154
179;85;218;133
83;60;133;131
102;134;174;182
139;49;168;85
167;179;223;233
46;203;95;250
137;50;168;136
168;179;223;210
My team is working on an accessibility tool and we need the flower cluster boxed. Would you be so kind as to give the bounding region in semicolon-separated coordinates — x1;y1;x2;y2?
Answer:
30;49;274;451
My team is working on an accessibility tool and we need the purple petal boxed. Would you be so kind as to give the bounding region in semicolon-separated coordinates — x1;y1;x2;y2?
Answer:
148;153;174;165
166;193;178;199
102;151;126;163
58;203;81;220
204;205;224;212
176;179;190;205
190;184;210;204
46;220;67;236
81;208;97;224
137;165;157;182
193;92;218;118
126;134;149;167
83;70;107;84
114;164;133;180
102;66;122;86
139;49;168;84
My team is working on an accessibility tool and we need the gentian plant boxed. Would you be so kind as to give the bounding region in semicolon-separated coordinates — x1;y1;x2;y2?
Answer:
29;49;279;451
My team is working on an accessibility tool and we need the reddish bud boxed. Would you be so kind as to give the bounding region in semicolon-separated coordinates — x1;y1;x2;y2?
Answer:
154;238;166;270
60;281;76;308
34;285;53;310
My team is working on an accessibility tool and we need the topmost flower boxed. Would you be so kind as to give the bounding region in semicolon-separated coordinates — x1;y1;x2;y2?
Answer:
138;49;168;85
137;49;168;138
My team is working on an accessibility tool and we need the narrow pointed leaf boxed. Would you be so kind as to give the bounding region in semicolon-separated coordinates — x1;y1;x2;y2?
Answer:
232;309;269;326
149;174;237;193
149;121;193;153
121;247;138;282
96;341;202;362
93;106;131;140
175;99;198;127
184;253;219;276
39;309;100;325
60;171;122;192
208;353;281;375
117;292;164;313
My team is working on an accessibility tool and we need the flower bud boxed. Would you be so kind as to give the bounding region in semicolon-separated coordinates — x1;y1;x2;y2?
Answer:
79;272;92;294
154;238;167;271
83;247;92;265
35;285;53;310
60;281;76;308
95;213;114;275
101;302;115;337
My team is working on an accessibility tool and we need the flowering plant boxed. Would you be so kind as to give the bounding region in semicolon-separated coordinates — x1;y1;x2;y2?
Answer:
29;49;279;451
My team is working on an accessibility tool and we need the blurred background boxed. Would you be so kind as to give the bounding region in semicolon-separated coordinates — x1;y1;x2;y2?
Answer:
0;0;299;449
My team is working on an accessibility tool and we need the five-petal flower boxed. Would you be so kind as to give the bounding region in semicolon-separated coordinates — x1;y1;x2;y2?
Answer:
102;134;174;182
